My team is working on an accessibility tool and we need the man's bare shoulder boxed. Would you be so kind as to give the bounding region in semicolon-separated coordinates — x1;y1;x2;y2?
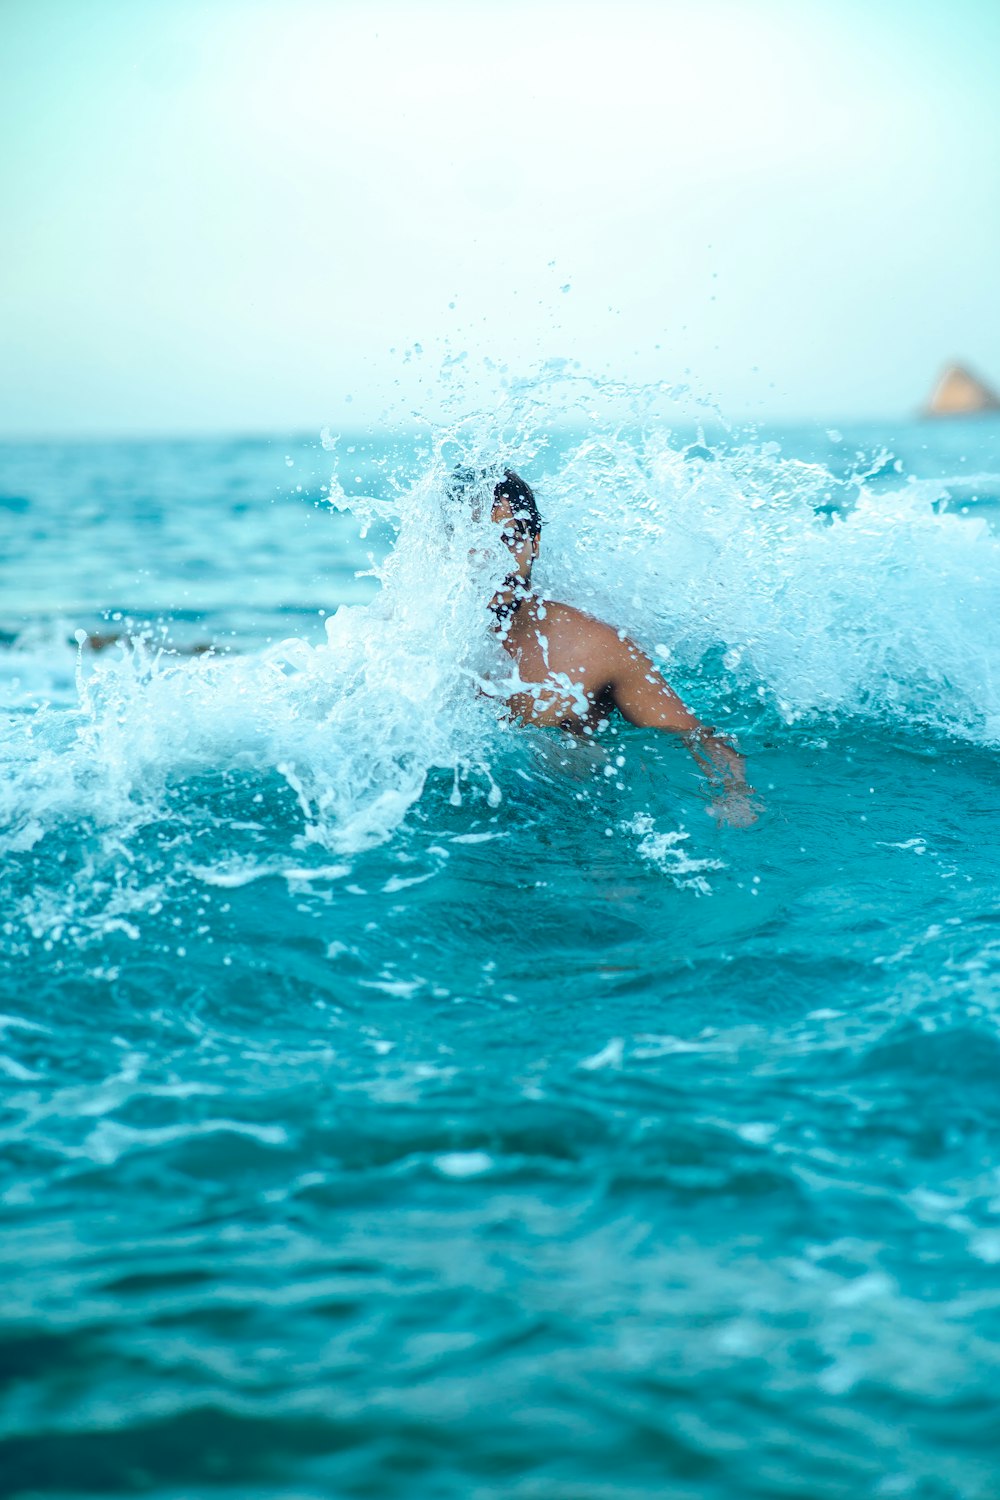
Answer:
531;598;638;669
533;598;629;648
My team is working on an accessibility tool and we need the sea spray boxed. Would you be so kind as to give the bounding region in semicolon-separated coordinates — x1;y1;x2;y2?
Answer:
1;470;520;859
3;395;999;881
534;426;1000;743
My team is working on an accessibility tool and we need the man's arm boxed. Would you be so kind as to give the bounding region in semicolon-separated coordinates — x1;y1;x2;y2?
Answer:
609;637;752;805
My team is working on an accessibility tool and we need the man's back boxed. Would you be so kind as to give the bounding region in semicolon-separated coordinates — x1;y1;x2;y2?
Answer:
498;598;637;734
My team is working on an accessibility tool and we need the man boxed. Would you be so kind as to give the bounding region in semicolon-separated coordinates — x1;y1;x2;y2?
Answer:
460;467;756;824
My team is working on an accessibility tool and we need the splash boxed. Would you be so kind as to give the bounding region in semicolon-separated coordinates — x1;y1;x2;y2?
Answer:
531;424;1000;744
1;470;516;858
2;369;999;871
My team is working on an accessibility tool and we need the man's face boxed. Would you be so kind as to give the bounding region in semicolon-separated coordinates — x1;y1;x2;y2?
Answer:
491;493;538;596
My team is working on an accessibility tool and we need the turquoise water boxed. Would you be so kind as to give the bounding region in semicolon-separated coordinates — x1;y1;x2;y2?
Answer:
2;407;999;1497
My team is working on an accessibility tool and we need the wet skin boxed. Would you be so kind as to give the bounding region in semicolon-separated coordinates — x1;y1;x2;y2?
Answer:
488;495;756;823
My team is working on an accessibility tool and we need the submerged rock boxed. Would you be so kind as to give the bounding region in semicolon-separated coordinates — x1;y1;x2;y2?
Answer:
923;362;1000;417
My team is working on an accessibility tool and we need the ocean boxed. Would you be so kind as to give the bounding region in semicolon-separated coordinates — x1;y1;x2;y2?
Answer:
2;396;999;1498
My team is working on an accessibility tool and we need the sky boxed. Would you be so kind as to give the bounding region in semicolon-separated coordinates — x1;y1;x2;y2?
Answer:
1;0;999;436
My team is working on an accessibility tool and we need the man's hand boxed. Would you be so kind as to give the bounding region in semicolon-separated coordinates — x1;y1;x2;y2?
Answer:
707;790;761;827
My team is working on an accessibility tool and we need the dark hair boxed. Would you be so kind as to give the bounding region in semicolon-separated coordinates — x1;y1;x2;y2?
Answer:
496;469;541;535
447;466;542;536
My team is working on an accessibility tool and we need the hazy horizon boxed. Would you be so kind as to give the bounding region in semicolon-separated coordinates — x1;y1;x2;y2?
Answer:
5;408;997;448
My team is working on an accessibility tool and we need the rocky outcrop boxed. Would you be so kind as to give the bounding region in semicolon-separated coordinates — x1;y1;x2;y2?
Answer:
923;363;1000;416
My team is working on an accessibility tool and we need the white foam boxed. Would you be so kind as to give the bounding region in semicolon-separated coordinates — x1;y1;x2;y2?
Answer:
0;479;514;858
623;813;725;894
537;428;1000;744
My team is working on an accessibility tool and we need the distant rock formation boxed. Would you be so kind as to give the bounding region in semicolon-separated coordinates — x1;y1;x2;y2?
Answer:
923;363;1000;417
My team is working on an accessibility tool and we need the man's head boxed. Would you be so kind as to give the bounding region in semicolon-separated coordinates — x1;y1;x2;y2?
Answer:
490;469;541;538
490;470;540;598
448;466;541;600
447;466;541;532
